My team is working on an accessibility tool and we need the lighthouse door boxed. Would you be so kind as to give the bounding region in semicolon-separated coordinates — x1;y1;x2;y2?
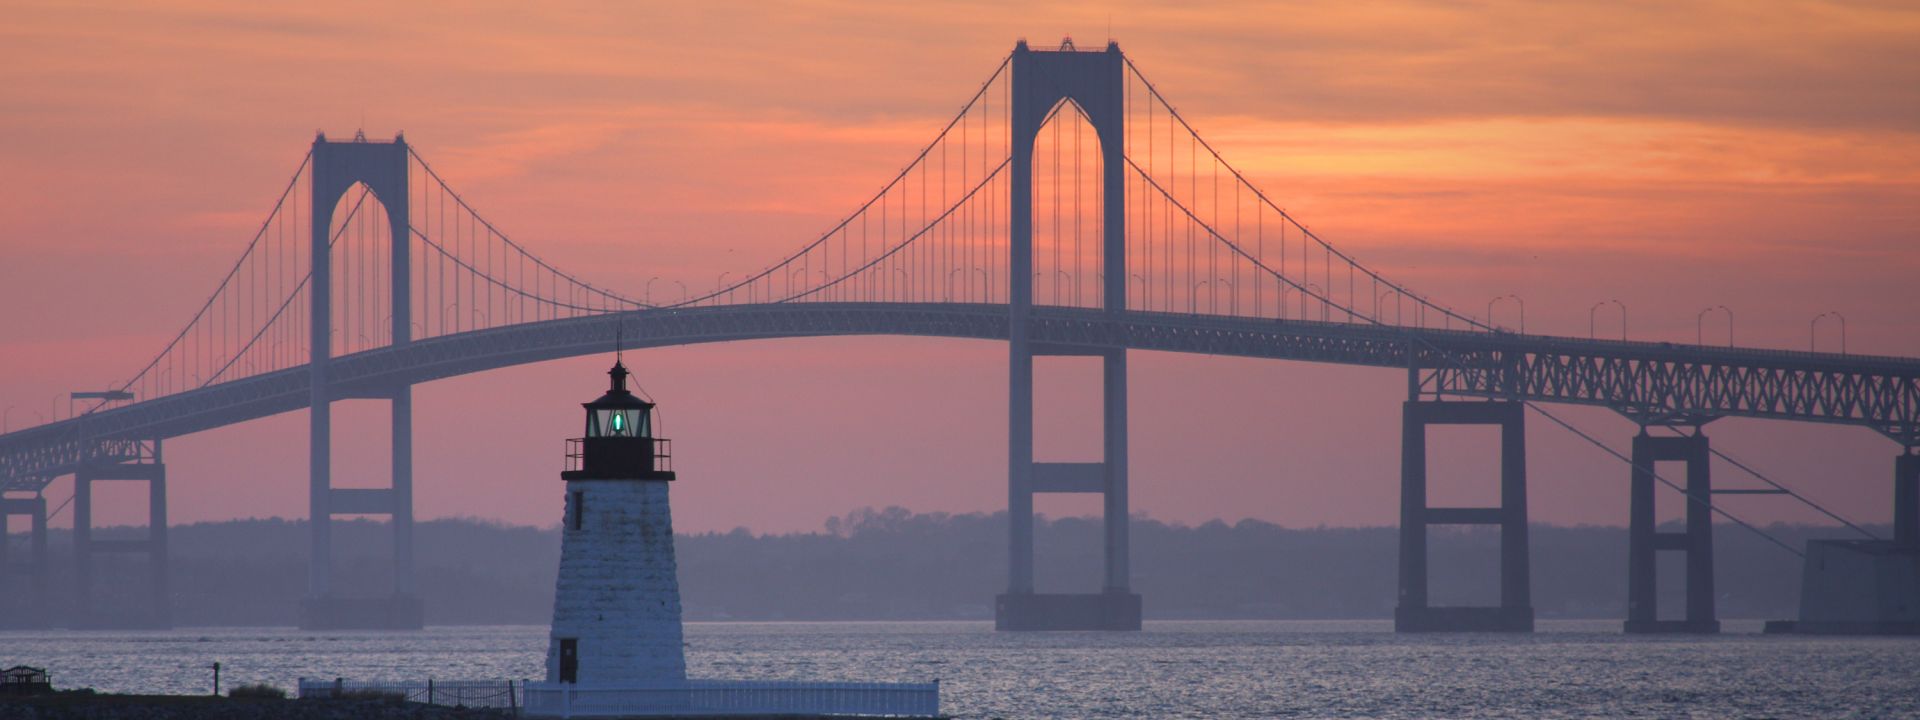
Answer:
558;638;578;683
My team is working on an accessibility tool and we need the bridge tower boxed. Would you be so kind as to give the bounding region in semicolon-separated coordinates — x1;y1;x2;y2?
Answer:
303;133;421;629
0;490;49;627
1624;425;1720;633
1395;358;1533;632
997;39;1140;631
71;440;169;628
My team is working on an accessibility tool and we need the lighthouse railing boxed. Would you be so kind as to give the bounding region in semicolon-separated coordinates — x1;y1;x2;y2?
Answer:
520;678;940;718
563;437;672;474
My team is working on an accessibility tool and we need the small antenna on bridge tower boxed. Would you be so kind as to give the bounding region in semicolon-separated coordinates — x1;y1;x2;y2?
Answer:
615;323;624;363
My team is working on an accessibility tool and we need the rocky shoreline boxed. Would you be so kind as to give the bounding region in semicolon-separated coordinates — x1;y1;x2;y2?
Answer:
0;695;515;720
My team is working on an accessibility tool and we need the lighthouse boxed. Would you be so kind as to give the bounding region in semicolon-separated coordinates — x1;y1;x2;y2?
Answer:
521;348;939;718
545;354;685;685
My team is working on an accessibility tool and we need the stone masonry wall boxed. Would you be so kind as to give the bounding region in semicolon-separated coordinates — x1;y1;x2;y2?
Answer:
545;479;686;684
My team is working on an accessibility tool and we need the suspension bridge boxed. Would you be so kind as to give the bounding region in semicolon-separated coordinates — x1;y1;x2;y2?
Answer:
2;40;1916;631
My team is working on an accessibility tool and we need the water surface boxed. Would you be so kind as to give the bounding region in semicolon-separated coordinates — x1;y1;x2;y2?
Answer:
3;620;1915;718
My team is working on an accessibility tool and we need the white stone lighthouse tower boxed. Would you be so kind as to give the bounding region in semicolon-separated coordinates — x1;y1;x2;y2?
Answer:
545;355;686;685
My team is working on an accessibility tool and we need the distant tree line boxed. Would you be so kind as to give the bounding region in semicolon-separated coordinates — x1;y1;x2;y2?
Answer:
0;508;1871;626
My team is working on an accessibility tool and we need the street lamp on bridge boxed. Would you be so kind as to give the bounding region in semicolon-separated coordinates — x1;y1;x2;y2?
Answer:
1378;288;1402;325
1487;294;1524;333
1302;282;1331;323
1697;305;1733;347
1589;300;1626;340
1812;311;1847;354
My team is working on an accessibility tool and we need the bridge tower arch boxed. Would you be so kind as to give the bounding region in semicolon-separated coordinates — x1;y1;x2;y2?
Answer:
998;39;1140;631
304;133;421;629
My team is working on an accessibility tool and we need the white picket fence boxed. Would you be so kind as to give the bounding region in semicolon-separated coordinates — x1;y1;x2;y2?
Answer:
521;678;942;718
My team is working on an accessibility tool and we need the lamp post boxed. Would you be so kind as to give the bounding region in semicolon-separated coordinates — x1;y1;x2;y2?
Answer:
1487;294;1523;333
1589;300;1626;340
1696;305;1733;347
674;280;688;304
1812;311;1847;354
1379;288;1401;325
3;405;15;433
646;276;661;306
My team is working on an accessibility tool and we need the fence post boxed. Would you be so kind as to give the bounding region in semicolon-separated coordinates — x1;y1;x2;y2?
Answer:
428;678;434;705
333;677;343;699
508;679;517;714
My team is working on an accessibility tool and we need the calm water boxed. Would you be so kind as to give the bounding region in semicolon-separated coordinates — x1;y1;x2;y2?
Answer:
3;620;1917;718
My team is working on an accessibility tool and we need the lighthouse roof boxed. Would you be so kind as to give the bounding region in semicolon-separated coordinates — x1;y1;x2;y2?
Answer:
585;359;654;410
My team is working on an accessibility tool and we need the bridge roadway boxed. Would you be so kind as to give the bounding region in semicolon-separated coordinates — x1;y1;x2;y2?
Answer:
4;301;1918;491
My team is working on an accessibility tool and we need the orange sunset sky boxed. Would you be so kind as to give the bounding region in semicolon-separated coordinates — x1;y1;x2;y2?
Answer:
1;1;1917;534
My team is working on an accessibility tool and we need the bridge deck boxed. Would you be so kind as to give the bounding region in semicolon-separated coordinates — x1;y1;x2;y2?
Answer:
3;302;1917;491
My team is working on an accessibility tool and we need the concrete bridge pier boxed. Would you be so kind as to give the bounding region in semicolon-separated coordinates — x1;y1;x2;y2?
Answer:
0;493;49;628
71;443;170;629
301;383;423;630
1896;452;1919;547
997;346;1141;631
1624;429;1720;634
1395;399;1534;632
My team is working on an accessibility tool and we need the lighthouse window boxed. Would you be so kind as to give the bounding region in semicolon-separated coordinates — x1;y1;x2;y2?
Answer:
572;491;585;530
591;408;649;438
